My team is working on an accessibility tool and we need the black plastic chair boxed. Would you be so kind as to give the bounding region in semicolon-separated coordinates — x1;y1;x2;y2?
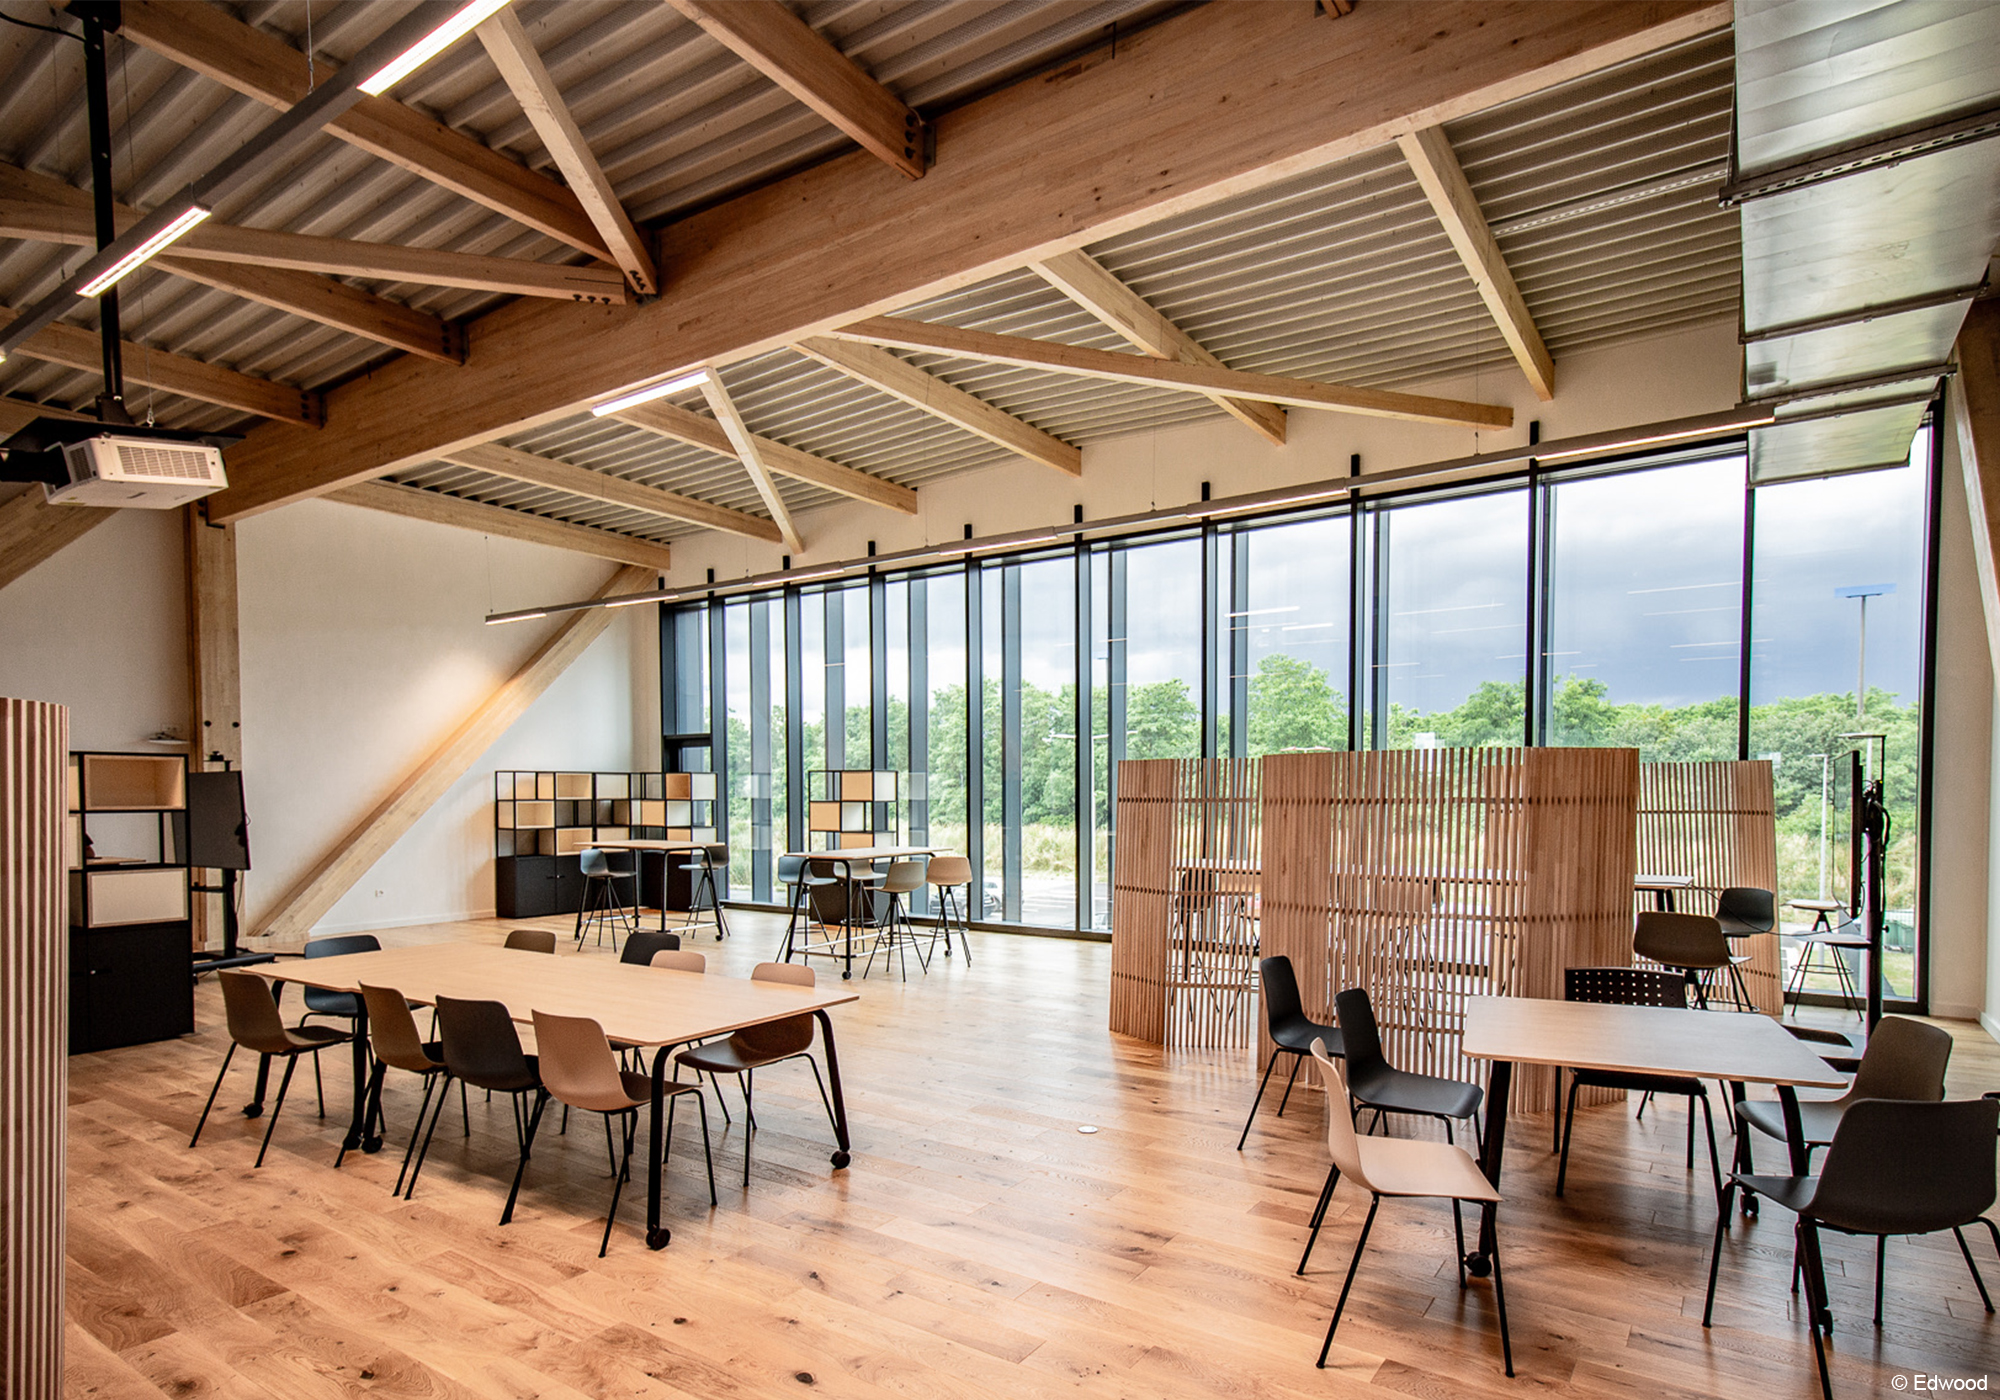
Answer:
676;844;730;941
404;995;548;1225
1704;1097;2000;1400
1714;887;1773;1009
1237;955;1343;1151
502;928;557;954
1558;967;1720;1197
574;848;637;950
299;933;379;1114
191;971;353;1167
619;927;684;967
1634;911;1735;1009
776;853;833;961
1297;988;1484;1275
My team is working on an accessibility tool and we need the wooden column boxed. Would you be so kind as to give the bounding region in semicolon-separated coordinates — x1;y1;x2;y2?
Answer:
1;696;68;1400
185;508;242;948
1109;759;1178;1043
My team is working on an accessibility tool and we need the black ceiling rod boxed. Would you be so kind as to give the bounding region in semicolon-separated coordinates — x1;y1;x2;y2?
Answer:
72;1;130;424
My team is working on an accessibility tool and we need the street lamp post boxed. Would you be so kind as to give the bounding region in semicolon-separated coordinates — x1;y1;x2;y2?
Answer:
1834;584;1894;719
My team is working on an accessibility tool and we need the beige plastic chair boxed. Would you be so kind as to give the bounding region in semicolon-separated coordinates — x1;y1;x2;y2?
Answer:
650;949;707;973
349;982;458;1190
922;854;973;965
1738;1014;1951;1161
676;962;838;1187
1305;1039;1512;1377
864;860;930;980
189;970;351;1168
531;1010;716;1255
503;929;557;954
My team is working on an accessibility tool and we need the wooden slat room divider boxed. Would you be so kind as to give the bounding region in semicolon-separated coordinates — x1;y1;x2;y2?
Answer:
1637;760;1782;1014
1110;758;1176;1043
2;697;68;1400
1260;746;1638;1114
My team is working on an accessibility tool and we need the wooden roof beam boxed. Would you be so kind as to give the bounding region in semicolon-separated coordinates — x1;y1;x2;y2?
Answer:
476;9;658;295
1396;125;1555;402
610;398;918;516
830;318;1512;428
665;0;925;179
441;441;782;542
697;373;802;552
198;2;1726;521
0;169;465;362
0;305;321;426
117;0;611;258
1028;251;1287;446
793;337;1080;476
326;480;672;570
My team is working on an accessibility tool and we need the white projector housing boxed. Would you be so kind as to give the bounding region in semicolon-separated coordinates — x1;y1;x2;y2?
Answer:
48;433;228;508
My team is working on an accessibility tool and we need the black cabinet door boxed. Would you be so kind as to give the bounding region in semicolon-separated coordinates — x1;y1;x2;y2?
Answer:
70;922;194;1053
549;856;585;914
497;856;557;918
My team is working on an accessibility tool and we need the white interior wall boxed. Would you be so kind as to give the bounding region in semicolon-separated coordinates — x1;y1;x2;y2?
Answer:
0;497;659;939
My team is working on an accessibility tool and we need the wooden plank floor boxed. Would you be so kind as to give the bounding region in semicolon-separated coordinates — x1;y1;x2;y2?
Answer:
66;913;2000;1398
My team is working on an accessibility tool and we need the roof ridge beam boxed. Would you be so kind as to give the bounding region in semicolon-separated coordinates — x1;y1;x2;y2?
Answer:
1028;251;1287;445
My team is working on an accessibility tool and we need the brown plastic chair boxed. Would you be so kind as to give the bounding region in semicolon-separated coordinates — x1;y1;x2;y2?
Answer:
503;929;557;954
675;962;837;1186
190;970;352;1167
864;860;930;980
923;854;973;964
404;996;547;1223
1304;1040;1512;1377
1633;911;1734;1008
345;982;458;1191
1705;1097;1999;1400
1738;1015;1951;1162
650;948;707;973
531;1010;716;1255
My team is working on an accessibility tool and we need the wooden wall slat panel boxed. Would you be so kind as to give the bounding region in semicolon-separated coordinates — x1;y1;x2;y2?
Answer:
1110;759;1177;1043
2;696;68;1400
1638;760;1781;1014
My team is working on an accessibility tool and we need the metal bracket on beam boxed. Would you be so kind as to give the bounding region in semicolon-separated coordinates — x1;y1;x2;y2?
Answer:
1719;103;2000;207
1747;362;1955;406
1741;282;1988;344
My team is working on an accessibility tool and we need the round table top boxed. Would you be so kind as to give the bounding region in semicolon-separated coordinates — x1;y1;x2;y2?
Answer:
1787;898;1846;911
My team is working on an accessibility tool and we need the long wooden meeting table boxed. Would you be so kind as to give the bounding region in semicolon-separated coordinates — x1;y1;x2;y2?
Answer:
1459;996;1847;1275
255;944;858;1248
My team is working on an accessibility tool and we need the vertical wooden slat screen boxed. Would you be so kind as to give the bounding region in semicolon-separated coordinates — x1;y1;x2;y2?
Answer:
2;697;68;1400
1637;760;1781;1013
1258;746;1639;1115
1109;758;1177;1042
1164;757;1262;1048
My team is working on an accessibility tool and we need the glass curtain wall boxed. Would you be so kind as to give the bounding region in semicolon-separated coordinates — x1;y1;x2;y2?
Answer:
672;427;1938;995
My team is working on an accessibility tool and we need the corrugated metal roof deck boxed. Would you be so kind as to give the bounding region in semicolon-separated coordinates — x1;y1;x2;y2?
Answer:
1;6;1739;546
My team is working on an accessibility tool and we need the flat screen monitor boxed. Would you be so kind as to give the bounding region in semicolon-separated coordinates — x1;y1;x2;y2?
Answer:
182;770;251;871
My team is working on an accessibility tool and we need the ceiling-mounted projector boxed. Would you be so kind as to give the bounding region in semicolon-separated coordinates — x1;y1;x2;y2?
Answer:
49;433;228;508
0;416;237;509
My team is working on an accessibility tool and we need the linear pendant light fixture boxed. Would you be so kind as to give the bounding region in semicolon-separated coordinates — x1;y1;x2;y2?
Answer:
591;370;711;417
75;204;211;296
0;0;507;362
360;0;516;95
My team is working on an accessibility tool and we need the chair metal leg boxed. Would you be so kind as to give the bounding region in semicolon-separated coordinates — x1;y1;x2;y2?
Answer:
313;1047;325;1118
393;1072;439;1197
1954;1226;1995;1313
803;1055;837;1138
1298;1163;1340;1275
741;1070;755;1188
254;1054;300;1168
1556;1074;1581;1196
1800;1221;1835;1400
338;1059;388;1168
1697;1092;1723;1199
1316;1195;1380;1368
1876;1236;1887;1325
404;1071;454;1199
600;1110;636;1257
1703;1180;1736;1327
1490;1222;1514;1378
1451;1199;1467;1287
189;1042;239;1148
500;1089;549;1226
1275;1055;1303;1117
1237;1049;1283;1151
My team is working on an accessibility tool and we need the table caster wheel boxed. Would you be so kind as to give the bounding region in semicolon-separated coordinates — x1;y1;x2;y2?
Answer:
242;1103;264;1119
646;1227;671;1250
1741;1196;1759;1218
1464;1254;1492;1279
841;971;853;981
363;1135;383;1154
831;1150;851;1169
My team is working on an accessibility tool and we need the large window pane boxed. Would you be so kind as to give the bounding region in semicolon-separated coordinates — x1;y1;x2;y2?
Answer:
1118;539;1203;760
911;572;965;916
1235;515;1351;755
1751;427;1930;1000
1373;490;1528;748
1542;454;1744;758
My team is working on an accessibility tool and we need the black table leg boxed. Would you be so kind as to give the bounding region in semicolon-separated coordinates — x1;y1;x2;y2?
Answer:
1728;1079;1757;1216
245;980;282;1116
341;1001;376;1153
813;1008;852;1168
1467;1058;1512;1277
646;1044;673;1249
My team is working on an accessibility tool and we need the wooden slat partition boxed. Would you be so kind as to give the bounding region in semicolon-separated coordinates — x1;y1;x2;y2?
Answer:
1637;760;1781;1013
2;696;68;1400
1260;746;1638;1114
1109;758;1177;1043
1165;757;1262;1048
